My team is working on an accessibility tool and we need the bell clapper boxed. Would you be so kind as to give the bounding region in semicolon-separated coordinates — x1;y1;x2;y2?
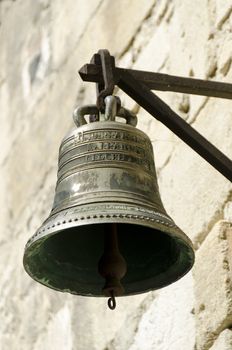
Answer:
98;223;127;310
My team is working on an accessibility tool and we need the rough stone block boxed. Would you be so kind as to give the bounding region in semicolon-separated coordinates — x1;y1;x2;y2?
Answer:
193;221;232;350
169;0;215;79
157;97;232;244
136;109;179;171
224;202;232;222
107;274;195;350
217;35;232;75
209;329;232;350
51;0;102;68
51;0;155;69
135;24;170;73
215;0;232;28
33;305;73;350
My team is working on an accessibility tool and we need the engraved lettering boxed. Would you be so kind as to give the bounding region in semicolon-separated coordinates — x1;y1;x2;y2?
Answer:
60;152;154;173
111;131;117;139
75;130;148;145
65;129;153;157
68;142;149;157
103;142;109;150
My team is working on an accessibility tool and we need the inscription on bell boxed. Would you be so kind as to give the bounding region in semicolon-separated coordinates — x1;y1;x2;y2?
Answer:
85;153;153;170
59;152;154;178
73;129;152;149
86;141;147;156
60;142;154;176
58;125;156;182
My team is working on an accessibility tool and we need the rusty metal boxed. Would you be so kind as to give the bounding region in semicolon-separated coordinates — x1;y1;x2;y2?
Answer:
92;49;115;111
78;51;232;182
79;57;232;100
23;96;194;298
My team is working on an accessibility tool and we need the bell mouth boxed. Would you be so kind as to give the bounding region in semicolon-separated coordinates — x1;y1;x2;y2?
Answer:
24;221;194;297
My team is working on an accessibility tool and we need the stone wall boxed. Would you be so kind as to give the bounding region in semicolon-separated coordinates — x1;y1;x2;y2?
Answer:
1;0;232;349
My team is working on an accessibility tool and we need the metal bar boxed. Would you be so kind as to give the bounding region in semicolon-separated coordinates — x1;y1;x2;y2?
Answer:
79;63;232;100
96;49;115;110
116;69;232;182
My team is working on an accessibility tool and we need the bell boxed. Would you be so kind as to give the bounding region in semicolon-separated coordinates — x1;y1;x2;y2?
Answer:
23;96;194;306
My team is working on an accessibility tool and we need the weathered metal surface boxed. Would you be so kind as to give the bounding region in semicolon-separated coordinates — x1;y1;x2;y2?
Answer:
23;99;194;297
79;58;232;100
91;50;116;111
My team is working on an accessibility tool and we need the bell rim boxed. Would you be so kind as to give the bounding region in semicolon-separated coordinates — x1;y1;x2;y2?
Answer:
25;202;193;249
23;203;195;297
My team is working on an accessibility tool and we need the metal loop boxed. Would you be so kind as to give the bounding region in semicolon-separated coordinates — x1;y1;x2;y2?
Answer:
73;98;137;128
107;291;116;310
73;105;99;127
104;95;137;126
117;107;138;127
104;95;119;121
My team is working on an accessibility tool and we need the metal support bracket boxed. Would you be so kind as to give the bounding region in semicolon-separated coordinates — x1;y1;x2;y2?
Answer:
90;50;116;111
79;51;232;182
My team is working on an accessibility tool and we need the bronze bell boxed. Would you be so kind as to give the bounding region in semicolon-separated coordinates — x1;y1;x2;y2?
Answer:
23;95;194;307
